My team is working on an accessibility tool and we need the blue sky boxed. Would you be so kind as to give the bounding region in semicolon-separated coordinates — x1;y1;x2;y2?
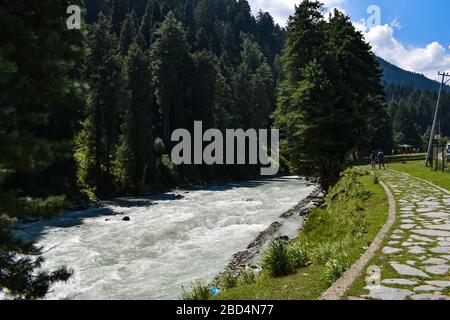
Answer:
249;0;450;80
344;0;448;48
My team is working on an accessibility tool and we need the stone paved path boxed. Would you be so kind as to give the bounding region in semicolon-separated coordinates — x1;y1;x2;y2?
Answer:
357;170;450;300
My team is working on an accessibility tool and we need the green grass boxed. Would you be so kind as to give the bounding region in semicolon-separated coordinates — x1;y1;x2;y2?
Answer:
181;281;211;300
345;169;450;298
387;160;450;191
384;153;427;163
214;169;389;300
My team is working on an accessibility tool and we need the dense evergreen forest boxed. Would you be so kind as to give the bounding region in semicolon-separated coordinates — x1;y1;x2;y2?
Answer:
385;84;450;148
77;0;286;198
0;0;448;299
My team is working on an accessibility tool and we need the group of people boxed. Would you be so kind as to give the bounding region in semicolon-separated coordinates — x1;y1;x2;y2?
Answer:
370;150;386;170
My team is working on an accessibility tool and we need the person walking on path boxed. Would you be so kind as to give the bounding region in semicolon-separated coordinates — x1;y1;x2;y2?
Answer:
370;151;377;170
378;150;386;170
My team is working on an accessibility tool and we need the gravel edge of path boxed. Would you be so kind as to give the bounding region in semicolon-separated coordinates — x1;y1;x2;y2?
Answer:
321;180;397;300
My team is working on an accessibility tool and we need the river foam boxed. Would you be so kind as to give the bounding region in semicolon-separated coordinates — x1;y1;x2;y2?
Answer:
15;176;315;300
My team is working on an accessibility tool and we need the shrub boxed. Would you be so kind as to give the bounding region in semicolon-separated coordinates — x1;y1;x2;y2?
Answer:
371;173;379;185
238;268;257;286
20;195;69;218
321;253;349;285
310;242;342;265
262;239;311;278
220;272;238;290
288;243;310;270
262;238;291;277
181;281;210;300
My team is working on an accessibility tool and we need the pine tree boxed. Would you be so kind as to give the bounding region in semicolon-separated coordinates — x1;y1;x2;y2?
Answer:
234;0;257;35
130;0;148;18
392;102;423;147
115;42;155;193
281;0;324;81
326;10;389;158
111;0;130;35
232;34;273;129
274;1;376;190
194;0;216;51
150;12;193;144
192;50;218;128
183;0;196;43
119;12;137;55
75;14;127;196
194;27;210;51
139;0;162;48
161;3;171;18
256;10;279;63
213;72;234;130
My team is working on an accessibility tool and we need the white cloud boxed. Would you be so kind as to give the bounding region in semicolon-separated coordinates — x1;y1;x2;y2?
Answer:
248;0;346;26
362;24;450;80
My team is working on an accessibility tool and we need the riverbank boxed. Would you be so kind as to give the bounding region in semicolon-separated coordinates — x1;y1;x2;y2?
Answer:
213;169;388;300
213;187;324;282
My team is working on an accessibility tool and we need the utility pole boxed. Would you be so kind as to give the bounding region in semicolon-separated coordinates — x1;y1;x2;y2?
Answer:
425;72;450;167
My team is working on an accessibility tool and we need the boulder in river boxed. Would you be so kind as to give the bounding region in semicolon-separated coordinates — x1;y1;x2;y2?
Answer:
73;198;91;211
122;216;131;221
276;235;290;243
21;218;40;224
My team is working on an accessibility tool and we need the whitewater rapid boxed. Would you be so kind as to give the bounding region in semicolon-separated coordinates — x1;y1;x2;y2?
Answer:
15;177;315;300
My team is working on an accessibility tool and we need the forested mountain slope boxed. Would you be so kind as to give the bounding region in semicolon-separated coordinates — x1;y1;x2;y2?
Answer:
378;57;449;92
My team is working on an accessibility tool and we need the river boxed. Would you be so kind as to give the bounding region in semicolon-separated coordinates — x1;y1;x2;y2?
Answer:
14;176;316;300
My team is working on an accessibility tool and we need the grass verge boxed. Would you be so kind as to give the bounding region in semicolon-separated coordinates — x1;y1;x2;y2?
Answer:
212;168;388;300
387;160;450;191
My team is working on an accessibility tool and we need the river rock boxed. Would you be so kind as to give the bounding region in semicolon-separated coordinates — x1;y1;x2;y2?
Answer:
20;218;40;224
275;236;290;242
122;216;131;221
73;198;91;211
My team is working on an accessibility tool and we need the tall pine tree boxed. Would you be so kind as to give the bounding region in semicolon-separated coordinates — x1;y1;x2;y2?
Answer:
111;0;130;35
274;1;384;190
75;14;127;197
119;12;137;55
115;42;155;193
150;12;193;144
